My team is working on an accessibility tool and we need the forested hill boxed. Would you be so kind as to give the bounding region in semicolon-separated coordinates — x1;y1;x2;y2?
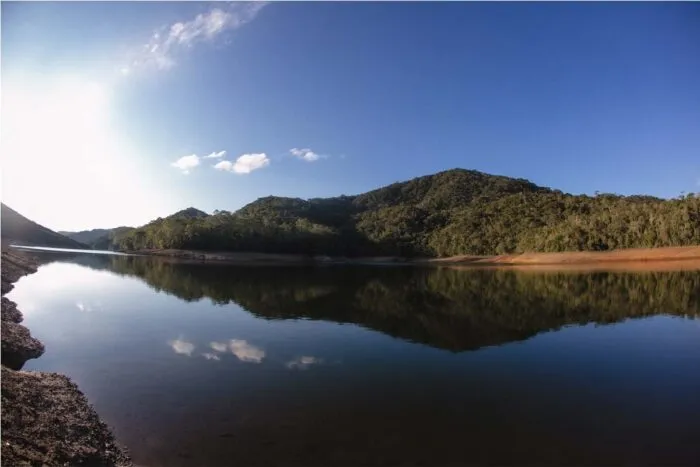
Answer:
105;168;700;257
1;204;88;249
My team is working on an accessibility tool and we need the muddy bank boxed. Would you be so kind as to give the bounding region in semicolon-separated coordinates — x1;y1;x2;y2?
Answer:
130;246;700;268
1;249;132;466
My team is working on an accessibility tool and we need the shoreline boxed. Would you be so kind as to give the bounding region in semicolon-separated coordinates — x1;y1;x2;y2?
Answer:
1;249;132;466
125;246;700;269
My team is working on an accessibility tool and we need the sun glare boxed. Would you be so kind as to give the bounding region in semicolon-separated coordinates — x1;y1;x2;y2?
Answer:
2;73;161;230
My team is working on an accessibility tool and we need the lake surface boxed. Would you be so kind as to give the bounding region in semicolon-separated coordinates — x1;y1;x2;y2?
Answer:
7;250;700;466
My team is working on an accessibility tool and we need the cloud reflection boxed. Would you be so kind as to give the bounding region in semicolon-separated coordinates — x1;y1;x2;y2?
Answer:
210;341;228;353
229;339;266;363
76;300;104;312
168;337;195;356
286;356;323;370
210;339;266;363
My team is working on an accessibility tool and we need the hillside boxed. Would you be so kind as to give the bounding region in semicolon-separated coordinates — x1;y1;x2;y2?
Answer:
1;204;88;250
104;168;699;257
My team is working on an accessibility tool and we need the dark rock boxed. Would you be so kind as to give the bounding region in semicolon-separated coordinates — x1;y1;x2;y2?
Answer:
1;366;132;466
2;297;24;323
1;250;38;285
1;321;45;370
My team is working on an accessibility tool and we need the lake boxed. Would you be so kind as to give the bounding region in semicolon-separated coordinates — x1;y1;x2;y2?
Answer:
7;250;700;466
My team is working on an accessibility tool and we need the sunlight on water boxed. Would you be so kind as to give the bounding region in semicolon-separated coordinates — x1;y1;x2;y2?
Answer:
11;245;128;255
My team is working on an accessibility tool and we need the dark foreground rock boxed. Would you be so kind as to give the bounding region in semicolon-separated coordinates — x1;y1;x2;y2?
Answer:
2;249;132;466
2;296;24;323
1;367;132;466
1;249;37;294
1;320;45;370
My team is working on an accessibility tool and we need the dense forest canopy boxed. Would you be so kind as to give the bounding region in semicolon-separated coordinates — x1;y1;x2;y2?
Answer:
89;169;699;257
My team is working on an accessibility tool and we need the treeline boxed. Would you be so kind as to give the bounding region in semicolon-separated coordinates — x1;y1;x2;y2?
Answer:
102;169;700;257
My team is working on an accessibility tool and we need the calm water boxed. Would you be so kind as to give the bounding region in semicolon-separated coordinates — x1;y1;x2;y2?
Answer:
7;251;700;466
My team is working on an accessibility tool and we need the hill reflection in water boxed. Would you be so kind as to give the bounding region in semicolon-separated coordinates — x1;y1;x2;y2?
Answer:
43;252;700;352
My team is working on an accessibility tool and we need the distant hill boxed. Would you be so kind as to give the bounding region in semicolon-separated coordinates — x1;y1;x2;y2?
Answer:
65;208;209;251
97;168;700;256
59;228;132;246
1;204;88;249
60;227;134;250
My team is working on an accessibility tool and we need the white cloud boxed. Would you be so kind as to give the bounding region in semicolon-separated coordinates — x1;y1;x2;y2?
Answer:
171;154;200;174
285;356;323;370
210;341;228;353
125;3;268;73
203;150;226;159
229;339;266;363
202;352;221;361
214;153;270;174
169;337;195;356
213;160;234;171
290;147;324;162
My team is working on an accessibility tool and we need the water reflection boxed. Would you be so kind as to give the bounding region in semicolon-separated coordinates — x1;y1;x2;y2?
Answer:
168;337;195;356
42;252;700;352
286;356;324;370
11;251;700;466
225;339;266;363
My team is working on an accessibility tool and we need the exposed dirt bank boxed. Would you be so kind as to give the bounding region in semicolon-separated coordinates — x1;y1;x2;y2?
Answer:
130;246;700;268
425;246;700;266
1;249;132;466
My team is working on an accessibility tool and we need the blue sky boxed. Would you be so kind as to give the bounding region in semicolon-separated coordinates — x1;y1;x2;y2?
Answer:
2;2;699;231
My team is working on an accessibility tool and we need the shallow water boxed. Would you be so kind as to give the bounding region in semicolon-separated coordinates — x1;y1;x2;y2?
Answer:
8;251;700;466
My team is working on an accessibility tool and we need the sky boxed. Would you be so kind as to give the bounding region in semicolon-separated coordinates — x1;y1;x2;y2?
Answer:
2;2;699;231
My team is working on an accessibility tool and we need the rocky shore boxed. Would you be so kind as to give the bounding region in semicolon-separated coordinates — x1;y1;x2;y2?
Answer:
1;249;132;466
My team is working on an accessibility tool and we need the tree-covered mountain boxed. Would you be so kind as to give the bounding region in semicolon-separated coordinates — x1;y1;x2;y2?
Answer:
0;204;88;249
104;168;699;257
